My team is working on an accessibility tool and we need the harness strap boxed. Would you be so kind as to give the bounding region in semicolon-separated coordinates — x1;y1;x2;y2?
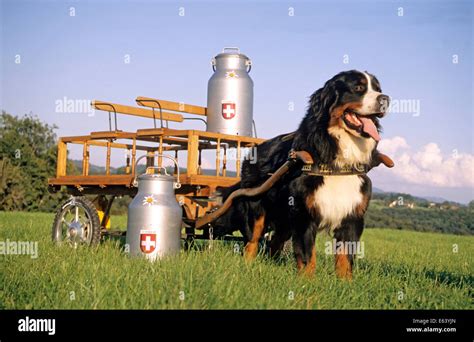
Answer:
302;163;369;176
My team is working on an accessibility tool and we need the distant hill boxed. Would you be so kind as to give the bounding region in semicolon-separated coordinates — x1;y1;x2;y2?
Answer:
422;195;450;203
368;190;472;235
371;191;463;207
370;186;453;206
365;202;473;235
71;160;118;175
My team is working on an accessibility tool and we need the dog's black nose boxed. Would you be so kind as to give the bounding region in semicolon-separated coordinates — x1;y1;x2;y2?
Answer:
377;94;390;105
377;94;390;113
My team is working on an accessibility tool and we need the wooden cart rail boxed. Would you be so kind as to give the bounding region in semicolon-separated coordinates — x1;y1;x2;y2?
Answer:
51;129;263;179
135;97;207;116
48;97;265;229
92;101;185;123
91;96;207;131
49;97;265;192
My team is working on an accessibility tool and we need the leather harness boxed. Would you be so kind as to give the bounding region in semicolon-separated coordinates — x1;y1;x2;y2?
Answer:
302;163;370;176
287;149;371;176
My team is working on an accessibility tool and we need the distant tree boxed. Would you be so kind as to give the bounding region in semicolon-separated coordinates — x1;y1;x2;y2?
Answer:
469;200;474;210
0;112;74;211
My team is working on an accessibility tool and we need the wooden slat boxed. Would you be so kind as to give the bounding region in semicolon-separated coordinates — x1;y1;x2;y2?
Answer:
63;129;264;146
106;141;111;175
57;139;67;177
158;136;163;167
216;138;221;176
69;139;149;151
222;145;227;177
136;128;189;137
196;130;265;145
65;132;137;141
48;175;134;186
92;100;184;122
136;96;207;116
187;133;199;175
178;174;240;188
135;130;193;147
236;141;241;178
136;128;260;143
131;138;137;177
90;131;122;139
82;143;89;176
49;174;240;188
137;129;211;149
135;128;263;150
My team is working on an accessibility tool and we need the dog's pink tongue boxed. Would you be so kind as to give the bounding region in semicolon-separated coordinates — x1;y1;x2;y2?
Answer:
359;116;380;142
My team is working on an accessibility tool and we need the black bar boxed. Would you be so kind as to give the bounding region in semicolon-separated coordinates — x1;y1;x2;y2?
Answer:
0;310;471;341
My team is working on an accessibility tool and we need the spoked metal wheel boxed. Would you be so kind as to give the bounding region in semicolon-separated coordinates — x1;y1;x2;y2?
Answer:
52;196;101;247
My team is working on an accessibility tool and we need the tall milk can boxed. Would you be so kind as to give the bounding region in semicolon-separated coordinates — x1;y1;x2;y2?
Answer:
207;47;254;136
126;154;182;261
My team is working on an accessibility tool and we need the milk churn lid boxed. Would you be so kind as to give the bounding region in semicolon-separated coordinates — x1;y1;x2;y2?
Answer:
215;47;250;60
137;172;176;182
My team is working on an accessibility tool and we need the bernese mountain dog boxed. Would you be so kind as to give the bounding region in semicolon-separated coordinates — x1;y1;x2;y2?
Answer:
213;70;390;279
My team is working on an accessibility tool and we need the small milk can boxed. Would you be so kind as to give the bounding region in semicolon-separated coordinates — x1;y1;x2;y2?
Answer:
126;154;182;261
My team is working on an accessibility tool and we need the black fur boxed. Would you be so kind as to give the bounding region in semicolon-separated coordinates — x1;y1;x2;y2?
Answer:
212;70;388;277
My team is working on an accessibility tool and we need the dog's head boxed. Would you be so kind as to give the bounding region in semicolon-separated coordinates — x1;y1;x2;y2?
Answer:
309;70;390;142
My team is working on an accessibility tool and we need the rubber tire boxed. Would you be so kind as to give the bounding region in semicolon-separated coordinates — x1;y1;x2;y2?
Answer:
52;196;101;246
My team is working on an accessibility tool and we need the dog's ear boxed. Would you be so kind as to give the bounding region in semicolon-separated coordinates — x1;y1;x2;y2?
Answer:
309;79;341;122
295;77;343;163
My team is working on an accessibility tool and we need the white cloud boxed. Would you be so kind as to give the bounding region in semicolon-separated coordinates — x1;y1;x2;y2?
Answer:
376;136;474;188
378;136;409;155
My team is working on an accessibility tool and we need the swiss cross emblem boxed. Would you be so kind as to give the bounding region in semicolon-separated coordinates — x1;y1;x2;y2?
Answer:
222;102;236;120
140;230;156;254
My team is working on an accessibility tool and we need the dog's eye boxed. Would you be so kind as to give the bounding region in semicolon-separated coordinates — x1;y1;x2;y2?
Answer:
354;85;365;92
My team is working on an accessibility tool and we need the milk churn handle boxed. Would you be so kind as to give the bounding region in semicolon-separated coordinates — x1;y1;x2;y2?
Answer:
145;166;169;176
223;47;240;53
133;153;181;189
211;57;216;72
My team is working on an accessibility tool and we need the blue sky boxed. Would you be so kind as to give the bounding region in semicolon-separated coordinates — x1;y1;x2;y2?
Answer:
1;0;473;202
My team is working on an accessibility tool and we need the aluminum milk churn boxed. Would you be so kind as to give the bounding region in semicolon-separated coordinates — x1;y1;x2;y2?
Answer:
207;47;254;136
126;154;182;261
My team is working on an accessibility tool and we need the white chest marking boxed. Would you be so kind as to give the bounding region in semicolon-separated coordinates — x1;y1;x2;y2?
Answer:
328;126;376;167
313;175;363;231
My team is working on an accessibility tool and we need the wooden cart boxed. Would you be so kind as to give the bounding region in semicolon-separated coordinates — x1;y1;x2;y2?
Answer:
48;96;265;246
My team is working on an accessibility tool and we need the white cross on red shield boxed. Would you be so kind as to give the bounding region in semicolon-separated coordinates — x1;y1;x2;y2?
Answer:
222;102;236;120
140;232;157;254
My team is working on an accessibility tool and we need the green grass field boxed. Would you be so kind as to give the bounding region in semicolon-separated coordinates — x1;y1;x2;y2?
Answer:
0;211;472;309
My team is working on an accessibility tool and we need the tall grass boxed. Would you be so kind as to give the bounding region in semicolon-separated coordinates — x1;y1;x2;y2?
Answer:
0;211;472;309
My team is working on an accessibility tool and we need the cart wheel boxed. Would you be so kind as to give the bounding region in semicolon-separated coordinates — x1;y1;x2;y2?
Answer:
52;196;101;247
